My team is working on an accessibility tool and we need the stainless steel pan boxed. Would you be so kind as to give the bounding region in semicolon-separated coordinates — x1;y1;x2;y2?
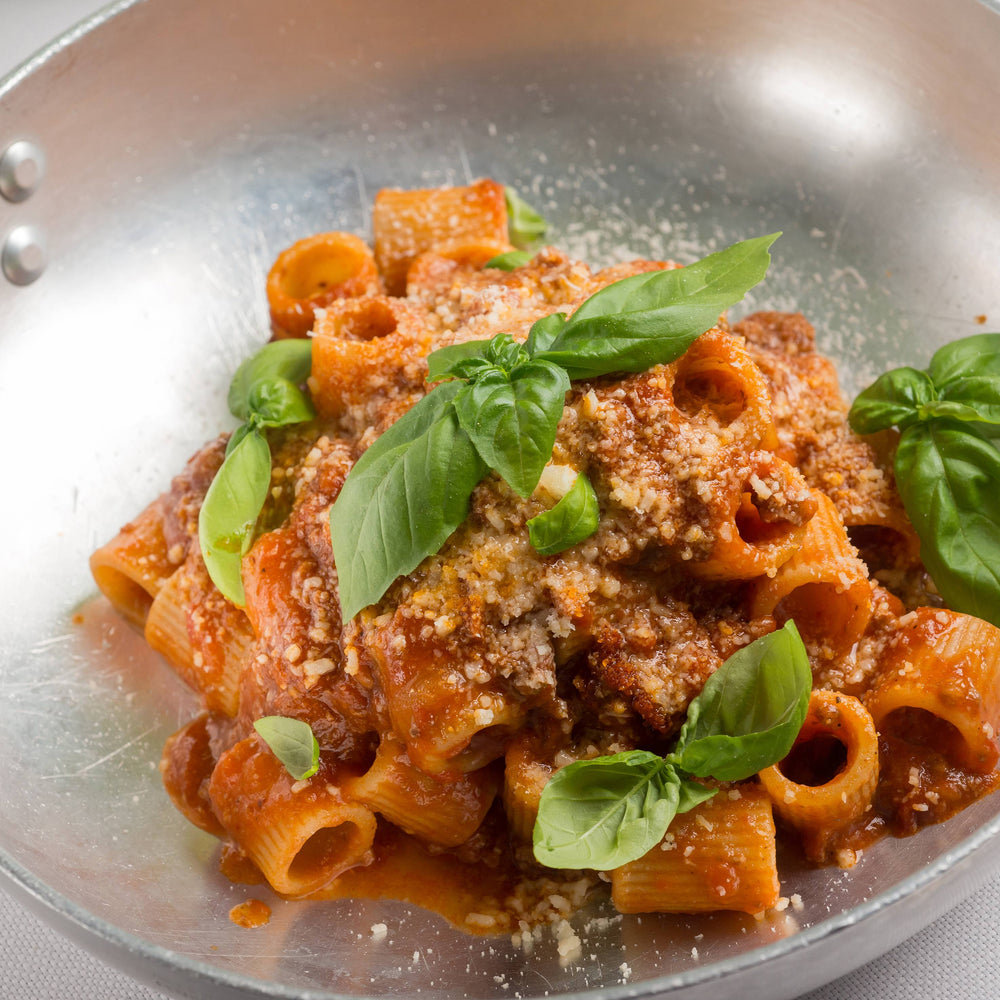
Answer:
3;1;1000;997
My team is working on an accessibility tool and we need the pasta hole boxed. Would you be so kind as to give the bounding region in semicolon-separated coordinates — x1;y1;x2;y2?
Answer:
847;524;911;572
454;725;514;772
735;493;793;546
336;300;399;342
778;733;848;787
672;362;747;425
775;583;851;644
288;823;361;884
91;567;153;629
880;707;967;761
281;244;365;300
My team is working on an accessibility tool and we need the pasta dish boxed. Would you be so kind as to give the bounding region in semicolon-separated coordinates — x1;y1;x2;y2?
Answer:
89;179;1000;934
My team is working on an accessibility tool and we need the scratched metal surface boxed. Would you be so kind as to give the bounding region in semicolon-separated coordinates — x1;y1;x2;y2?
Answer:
2;0;1000;998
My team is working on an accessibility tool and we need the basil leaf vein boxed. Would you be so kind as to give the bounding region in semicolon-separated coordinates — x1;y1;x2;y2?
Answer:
527;472;600;555
848;367;935;435
934;375;1000;435
928;333;1000;386
524;312;568;356
253;716;320;780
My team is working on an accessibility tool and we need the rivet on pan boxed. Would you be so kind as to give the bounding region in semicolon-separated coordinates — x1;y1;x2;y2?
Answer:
0;140;46;203
2;225;47;285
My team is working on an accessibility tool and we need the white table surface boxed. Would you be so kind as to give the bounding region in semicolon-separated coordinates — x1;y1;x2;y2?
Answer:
3;2;1000;998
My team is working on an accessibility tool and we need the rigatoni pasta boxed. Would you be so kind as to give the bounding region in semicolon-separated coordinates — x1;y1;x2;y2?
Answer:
145;552;253;717
267;231;382;339
90;180;1000;934
89;497;179;629
865;608;1000;774
749;492;873;659
759;690;879;863
372;179;508;294
344;736;499;846
611;785;779;915
209;735;378;896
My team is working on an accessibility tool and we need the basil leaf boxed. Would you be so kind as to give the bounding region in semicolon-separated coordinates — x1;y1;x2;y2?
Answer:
446;357;505;383
849;367;935;435
228;340;313;422
485;332;530;370
527;471;600;555
246;376;316;428
532;751;681;870
426;340;493;382
927;333;1000;386
452;360;570;498
673;620;811;781
894;421;1000;626
531;624;810;872
505;188;548;249
933;375;1000;435
525;312;568;356
485;249;533;271
918;399;986;423
225;422;254;457
532;234;779;380
330;383;486;620
253;716;320;780
428;334;531;383
198;427;272;607
676;775;719;815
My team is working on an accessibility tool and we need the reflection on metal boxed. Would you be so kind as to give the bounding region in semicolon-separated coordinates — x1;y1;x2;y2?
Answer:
2;224;47;284
0;139;46;202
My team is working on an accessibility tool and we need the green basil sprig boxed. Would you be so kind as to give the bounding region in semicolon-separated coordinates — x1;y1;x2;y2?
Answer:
329;235;778;621
253;716;320;780
847;367;936;434
504;188;548;249
228;340;313;423
532;620;811;870
199;340;316;606
444;334;572;499
848;333;1000;625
